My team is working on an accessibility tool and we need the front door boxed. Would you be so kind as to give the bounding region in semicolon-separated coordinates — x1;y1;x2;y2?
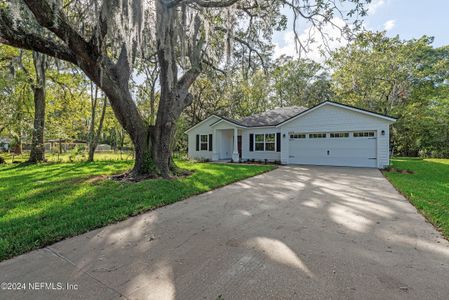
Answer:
237;135;242;158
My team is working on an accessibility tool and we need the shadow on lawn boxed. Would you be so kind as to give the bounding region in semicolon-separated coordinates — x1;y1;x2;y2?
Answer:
0;161;272;261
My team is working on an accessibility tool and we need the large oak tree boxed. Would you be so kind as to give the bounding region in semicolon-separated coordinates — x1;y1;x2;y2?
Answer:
0;0;368;178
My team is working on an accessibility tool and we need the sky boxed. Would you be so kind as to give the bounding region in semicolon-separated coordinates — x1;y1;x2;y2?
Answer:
273;0;449;61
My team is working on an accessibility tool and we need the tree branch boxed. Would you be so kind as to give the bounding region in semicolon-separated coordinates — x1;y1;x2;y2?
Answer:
166;0;240;8
214;26;266;68
0;10;76;64
22;0;96;63
193;0;240;7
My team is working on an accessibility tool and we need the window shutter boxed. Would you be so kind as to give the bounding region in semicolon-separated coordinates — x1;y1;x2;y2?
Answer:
249;134;254;152
209;134;213;151
276;133;281;152
196;135;199;151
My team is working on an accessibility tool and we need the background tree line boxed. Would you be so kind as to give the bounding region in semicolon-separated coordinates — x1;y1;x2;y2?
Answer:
1;31;448;160
181;31;449;158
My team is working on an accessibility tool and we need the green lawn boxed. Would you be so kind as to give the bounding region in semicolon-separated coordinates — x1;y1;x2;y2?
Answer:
1;151;135;163
384;158;449;239
0;159;274;261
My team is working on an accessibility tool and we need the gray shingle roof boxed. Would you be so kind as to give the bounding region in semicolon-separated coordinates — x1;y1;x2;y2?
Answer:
237;106;307;127
204;101;396;131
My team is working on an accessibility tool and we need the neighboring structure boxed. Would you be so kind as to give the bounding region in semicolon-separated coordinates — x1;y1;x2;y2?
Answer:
185;101;397;168
96;144;112;152
45;139;87;153
0;137;11;152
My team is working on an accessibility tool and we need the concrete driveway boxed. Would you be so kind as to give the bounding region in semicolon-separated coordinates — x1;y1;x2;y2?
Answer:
1;166;449;300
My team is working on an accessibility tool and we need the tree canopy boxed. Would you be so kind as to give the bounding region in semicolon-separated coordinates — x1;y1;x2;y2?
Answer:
1;1;448;173
0;0;370;177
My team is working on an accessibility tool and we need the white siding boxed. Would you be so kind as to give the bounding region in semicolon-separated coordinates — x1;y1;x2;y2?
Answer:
186;104;394;167
211;121;242;160
218;130;233;159
211;121;238;130
187;116;220;160
377;124;390;168
242;128;281;162
279;104;393;168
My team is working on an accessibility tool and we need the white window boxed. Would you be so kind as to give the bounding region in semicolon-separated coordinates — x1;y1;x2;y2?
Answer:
255;134;264;151
353;131;375;137
330;132;349;138
255;133;276;151
200;134;208;150
290;133;306;139
309;133;327;138
265;134;275;151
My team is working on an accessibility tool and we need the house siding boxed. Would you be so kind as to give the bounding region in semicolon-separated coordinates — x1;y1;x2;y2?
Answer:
186;103;394;168
242;128;281;162
187;116;220;160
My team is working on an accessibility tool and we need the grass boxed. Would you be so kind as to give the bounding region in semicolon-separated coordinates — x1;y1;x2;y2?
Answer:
384;157;449;239
1;151;134;163
0;159;274;261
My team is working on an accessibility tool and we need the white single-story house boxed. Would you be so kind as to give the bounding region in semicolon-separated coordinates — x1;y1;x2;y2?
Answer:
185;101;397;168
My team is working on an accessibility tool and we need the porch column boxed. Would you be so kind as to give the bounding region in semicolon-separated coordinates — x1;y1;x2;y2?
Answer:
232;128;239;162
212;129;218;161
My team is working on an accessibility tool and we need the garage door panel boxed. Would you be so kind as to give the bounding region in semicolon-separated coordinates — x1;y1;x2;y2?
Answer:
288;133;377;168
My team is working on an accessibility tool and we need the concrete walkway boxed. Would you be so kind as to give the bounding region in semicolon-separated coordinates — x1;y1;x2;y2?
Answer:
1;166;449;299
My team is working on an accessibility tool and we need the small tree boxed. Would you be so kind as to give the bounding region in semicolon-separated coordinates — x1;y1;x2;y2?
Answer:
87;82;108;162
28;51;47;163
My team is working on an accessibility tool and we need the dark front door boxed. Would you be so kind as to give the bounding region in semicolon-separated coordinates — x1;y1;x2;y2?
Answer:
237;135;242;158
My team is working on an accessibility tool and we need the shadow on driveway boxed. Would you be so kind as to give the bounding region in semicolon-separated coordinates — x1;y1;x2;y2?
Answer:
1;166;449;299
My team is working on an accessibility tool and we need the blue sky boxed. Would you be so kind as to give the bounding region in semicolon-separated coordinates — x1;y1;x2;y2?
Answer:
273;0;449;61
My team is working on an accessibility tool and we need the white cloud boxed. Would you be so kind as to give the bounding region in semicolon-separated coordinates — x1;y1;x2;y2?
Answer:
273;17;349;63
383;19;396;31
273;31;297;59
367;0;385;15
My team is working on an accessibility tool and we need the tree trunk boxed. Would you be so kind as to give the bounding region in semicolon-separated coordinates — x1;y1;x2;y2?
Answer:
13;137;22;155
28;52;46;163
88;96;107;162
149;88;156;125
1;0;199;179
143;1;200;178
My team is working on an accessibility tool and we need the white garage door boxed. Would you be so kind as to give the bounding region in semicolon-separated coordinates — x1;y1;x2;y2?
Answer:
288;131;377;168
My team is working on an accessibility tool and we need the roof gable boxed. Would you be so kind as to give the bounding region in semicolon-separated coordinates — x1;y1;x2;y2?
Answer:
238;106;307;127
276;101;397;127
210;118;246;129
184;115;221;133
185;101;396;133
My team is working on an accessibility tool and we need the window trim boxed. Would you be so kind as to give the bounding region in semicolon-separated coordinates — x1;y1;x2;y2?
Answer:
309;133;327;139
200;134;209;151
254;133;276;152
265;133;276;151
353;131;376;138
290;133;306;139
255;134;265;151
330;132;349;138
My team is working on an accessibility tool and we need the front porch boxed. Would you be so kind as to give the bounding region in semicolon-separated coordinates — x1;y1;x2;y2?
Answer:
212;127;242;162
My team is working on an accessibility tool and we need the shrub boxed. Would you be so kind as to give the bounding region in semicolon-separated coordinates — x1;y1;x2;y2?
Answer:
68;145;86;162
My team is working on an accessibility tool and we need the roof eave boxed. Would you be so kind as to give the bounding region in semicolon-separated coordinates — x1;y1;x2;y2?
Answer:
210;118;247;129
184;115;221;133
